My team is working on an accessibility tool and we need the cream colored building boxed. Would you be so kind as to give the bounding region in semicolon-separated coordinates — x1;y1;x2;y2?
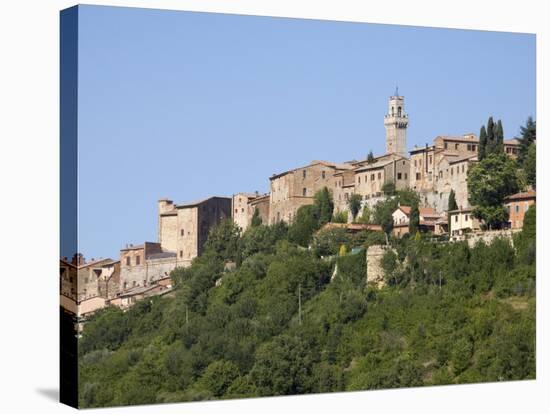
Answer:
449;208;481;236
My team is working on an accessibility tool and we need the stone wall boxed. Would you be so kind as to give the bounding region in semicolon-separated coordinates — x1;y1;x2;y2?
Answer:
248;194;270;226
366;245;392;288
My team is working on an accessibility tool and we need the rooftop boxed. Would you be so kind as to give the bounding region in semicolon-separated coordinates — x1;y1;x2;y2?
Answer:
505;190;536;201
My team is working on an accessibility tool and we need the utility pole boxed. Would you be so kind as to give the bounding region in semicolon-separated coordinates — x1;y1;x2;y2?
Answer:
298;283;302;326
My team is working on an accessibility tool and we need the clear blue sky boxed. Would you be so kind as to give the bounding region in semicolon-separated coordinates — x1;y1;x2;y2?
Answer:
73;5;535;260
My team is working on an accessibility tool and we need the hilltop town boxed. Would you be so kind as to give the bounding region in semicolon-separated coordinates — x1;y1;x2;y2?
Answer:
60;92;536;328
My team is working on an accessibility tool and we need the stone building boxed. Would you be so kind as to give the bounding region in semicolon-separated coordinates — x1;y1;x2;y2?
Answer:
333;169;356;215
76;257;113;301
384;90;408;157
353;154;410;209
247;193;270;226
158;196;232;264
449;208;481;236
97;259;120;299
504;190;536;229
268;160;353;224
60;258;77;300
232;192;260;231
391;205;442;237
119;242;177;291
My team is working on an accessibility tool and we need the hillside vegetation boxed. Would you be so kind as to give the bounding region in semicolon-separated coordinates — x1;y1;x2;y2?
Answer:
78;207;536;408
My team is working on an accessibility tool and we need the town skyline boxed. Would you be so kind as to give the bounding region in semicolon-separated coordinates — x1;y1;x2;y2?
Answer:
72;5;535;259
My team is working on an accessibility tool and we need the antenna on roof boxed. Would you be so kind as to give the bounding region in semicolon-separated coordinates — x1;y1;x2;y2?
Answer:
395;84;399;96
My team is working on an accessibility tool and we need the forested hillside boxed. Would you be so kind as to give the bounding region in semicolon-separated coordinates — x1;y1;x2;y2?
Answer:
78;207;536;408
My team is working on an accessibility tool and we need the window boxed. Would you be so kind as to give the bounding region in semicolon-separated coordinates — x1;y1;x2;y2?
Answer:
462;165;465;173
371;174;375;181
302;188;307;196
179;250;183;258
465;215;469;221
398;106;402;116
126;257;131;266
378;172;381;180
515;205;520;213
451;167;453;176
358;176;361;184
445;142;448;149
397;172;402;180
136;255;140;265
303;170;306;179
322;171;326;179
467;144;471;151
416;172;421;180
455;215;458;222
455;143;459;150
404;173;408;180
234;209;238;214
241;208;244;213
429;155;432;164
181;229;184;236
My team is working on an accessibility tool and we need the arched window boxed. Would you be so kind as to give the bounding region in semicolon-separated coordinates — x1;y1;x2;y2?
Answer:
391;107;394;116
398;106;402;117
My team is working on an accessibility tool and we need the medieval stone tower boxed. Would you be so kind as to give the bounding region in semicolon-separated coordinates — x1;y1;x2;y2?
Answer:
384;89;408;157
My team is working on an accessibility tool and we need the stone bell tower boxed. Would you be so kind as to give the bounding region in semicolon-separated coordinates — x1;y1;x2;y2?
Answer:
384;87;408;157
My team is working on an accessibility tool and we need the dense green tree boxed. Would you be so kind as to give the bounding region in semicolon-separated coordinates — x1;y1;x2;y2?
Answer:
288;205;319;247
250;208;262;227
79;206;536;408
313;187;334;225
478;125;487;160
203;219;241;262
312;227;350;257
357;204;371;224
382;181;396;195
467;153;519;228
524;143;536;188
332;210;348;223
197;360;240;397
517;116;536;165
409;201;420;234
347;194;363;222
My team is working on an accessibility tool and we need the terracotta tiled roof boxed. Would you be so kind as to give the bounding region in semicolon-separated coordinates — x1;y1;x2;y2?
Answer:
505;190;536;201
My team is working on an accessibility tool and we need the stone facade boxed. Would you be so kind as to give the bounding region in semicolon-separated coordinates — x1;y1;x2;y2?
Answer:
77;258;113;301
449;208;481;236
366;245;391;288
268;161;353;224
97;260;120;299
384;93;408;157
248;193;270;226
158;196;232;264
232;192;259;231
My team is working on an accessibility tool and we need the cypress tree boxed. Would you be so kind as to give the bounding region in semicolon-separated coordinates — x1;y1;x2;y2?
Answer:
447;190;458;231
478;125;487;160
409;202;420;235
486;117;495;155
495;119;504;153
367;150;375;164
